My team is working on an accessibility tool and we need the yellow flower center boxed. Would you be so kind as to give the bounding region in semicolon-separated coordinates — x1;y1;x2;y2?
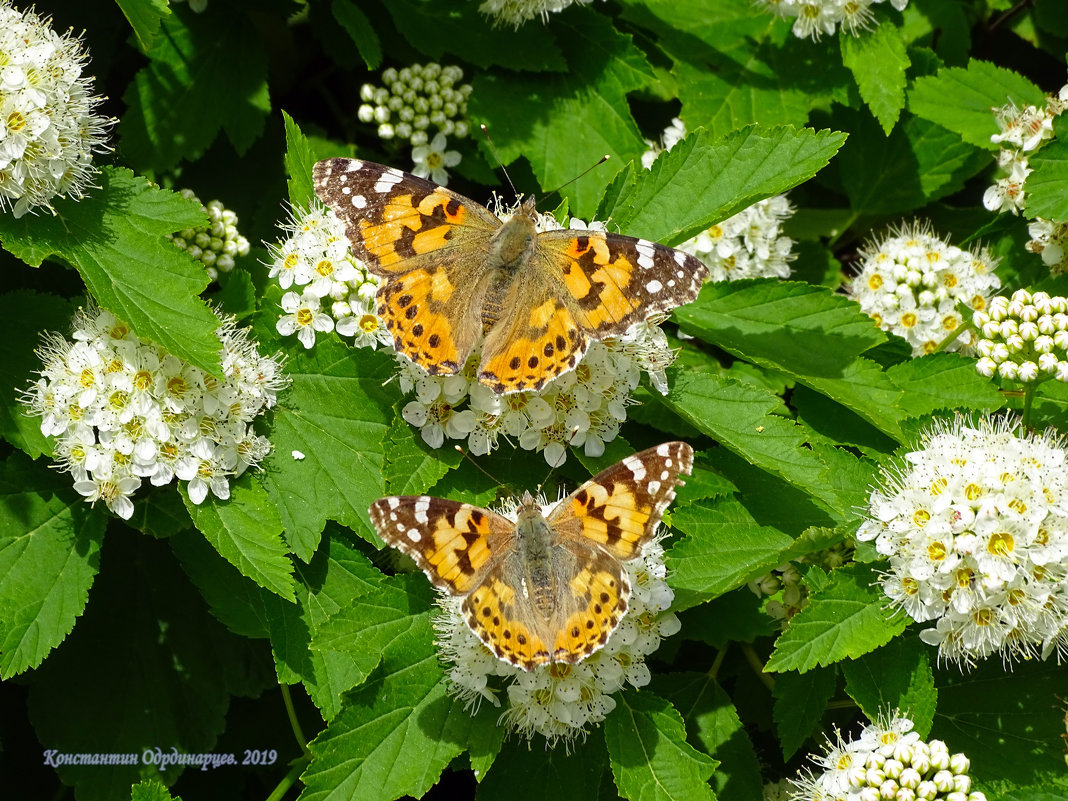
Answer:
987;531;1014;557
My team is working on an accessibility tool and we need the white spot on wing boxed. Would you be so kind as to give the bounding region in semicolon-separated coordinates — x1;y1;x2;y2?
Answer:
374;170;403;193
657;443;672;457
344;160;364;172
636;239;656;270
623;455;646;481
387;498;400;509
646;279;663;293
414;497;430;524
674;250;687;266
352;195;367;208
647;480;661;495
407;528;422;542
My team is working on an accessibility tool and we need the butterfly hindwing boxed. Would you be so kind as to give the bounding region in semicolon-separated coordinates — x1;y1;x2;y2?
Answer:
550;441;694;561
369;496;513;595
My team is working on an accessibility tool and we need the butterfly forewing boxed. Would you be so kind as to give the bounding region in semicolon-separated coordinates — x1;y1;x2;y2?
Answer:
369;495;514;595
550;441;694;560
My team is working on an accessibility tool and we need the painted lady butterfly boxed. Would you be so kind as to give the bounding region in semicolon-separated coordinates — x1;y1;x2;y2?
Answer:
313;159;708;394
369;441;693;671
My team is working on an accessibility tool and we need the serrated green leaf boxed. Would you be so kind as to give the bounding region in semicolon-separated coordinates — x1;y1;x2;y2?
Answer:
841;636;937;737
835;111;989;215
209;267;256;321
120;9;270;171
604;689;716;801
0;452;106;679
765;563;908;673
477;730;610;799
932;658;1068;786
469;11;654;216
331;0;382;70
908;60;1045;149
1025;122;1068;221
841;24;911;134
661;370;854;518
667;498;795;611
772;668;836;758
131;779;182;801
258;341;396;560
385;0;564;71
384;410;462;496
283;110;315;209
887;353;1006;418
182;476;295;601
599;125;847;246
0;290;78;457
0;167;221;374
115;0;171;52
654;672;763;801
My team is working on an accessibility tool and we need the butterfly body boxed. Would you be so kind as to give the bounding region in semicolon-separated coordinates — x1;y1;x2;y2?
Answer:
369;442;694;670
313;159;709;394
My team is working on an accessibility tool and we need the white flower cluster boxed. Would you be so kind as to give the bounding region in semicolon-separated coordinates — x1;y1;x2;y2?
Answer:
973;289;1068;383
479;0;598;28
269;203;678;466
0;1;113;218
755;0;910;40
168;189;250;281
268;202;392;351
849;223;1000;357
436;514;679;747
358;63;471;145
984;85;1068;274
858;416;1068;667
22;307;288;520
789;712;986;801
748;543;852;625
643;120;796;282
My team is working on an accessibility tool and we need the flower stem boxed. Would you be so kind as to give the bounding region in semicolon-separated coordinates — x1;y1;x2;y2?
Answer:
741;643;775;691
265;756;310;801
1022;384;1036;431
281;683;310;757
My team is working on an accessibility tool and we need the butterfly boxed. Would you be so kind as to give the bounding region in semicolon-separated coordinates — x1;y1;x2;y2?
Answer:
313;158;708;394
368;441;693;671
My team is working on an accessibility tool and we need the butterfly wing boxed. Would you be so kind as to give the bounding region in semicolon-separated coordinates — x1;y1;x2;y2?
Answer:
313;158;502;375
549;441;694;560
537;228;708;335
369;495;514;595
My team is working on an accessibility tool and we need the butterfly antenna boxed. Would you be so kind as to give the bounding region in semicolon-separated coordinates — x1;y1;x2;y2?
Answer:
453;445;504;487
537;155;611;205
480;124;520;201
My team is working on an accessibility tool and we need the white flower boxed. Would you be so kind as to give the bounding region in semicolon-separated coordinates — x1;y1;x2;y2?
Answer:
434;499;679;747
411;133;461;186
0;0;113;217
478;0;598;27
849;222;1000;357
277;290;334;349
21;307;288;516
755;0;910;40
789;711;986;801
1026;217;1068;275
858;415;1068;667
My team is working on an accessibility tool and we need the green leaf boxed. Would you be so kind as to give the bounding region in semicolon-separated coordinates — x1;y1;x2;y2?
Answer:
331;0;382;70
835;111;989;215
0;453;106;679
469;10;654;216
258;341;396;560
841;24;911;134
115;0;171;52
29;535;273;799
181;476;295;601
131;779;182;801
599;125;848;246
0;290;78;457
765;563;908;673
1025;125;1068;221
661;371;856;518
0;167;222;375
604;689;717;801
385;0;564;71
908;60;1045;149
841;636;937;737
887;354;1006;418
120;9;270;171
283;110;315;209
667;498;795;611
655;672;763;801
477;730;611;799
773;667;836;758
932;658;1068;787
384;410;462;496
